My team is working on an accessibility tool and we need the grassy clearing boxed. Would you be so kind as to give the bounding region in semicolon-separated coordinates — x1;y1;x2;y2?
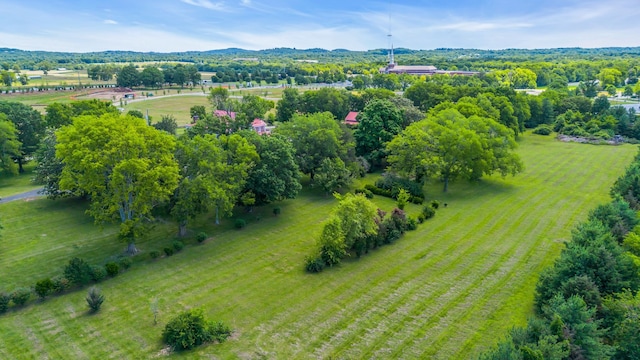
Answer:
0;91;82;110
123;95;210;126
0;163;41;198
0;133;636;359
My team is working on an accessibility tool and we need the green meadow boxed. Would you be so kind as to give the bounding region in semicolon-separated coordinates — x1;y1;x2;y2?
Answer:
0;133;636;359
123;95;209;126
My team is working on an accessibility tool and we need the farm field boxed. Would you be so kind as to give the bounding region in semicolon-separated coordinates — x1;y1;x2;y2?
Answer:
0;133;636;359
123;94;209;126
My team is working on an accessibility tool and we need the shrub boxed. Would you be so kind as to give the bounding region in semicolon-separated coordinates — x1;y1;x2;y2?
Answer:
396;188;410;210
422;205;436;220
150;250;161;259
409;196;424;205
364;184;393;198
173;240;185;252
209;321;232;342
51;276;71;294
164;247;175;256
11;288;31;307
430;200;440;209
105;262;119;277
407;217;418;231
375;174;424;198
118;257;133;270
355;188;374;199
273;207;281;216
90;265;107;282
0;292;10;313
196;232;208;243
163;309;230;351
305;256;325;273
234;219;246;229
34;278;54;299
64;257;93;286
417;214;426;224
532;124;553;135
86;287;105;313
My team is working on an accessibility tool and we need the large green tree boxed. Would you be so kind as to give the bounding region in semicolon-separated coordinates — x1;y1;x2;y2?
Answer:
0;101;45;172
0;114;21;175
387;108;523;192
313;157;352;195
56;114;180;253
275;88;300;122
140;67;165;88
298;88;351;120
241;132;301;204
208;87;230;110
236;94;274;128
33;130;66;198
275;112;347;179
171;133;257;235
116;64;141;88
45;100;119;129
354;99;404;166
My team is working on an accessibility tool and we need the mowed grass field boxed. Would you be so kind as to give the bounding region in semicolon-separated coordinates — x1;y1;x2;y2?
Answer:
0;163;40;198
0;134;636;359
123;95;209;126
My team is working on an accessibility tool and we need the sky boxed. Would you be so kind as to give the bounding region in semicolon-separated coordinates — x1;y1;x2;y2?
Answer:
2;0;640;52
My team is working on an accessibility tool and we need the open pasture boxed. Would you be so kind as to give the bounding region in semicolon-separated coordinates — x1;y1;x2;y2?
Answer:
122;95;209;126
0;134;636;359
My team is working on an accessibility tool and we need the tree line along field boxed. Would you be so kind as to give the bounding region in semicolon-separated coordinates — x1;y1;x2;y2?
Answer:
0;133;635;359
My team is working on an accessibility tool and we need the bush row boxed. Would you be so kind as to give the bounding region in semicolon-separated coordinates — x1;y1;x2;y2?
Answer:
363;184;424;204
306;205;424;274
375;173;424;198
0;256;132;314
2;235;197;313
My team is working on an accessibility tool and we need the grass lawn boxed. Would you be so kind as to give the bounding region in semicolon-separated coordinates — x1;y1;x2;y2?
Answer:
123;95;209;126
0;133;636;359
0;163;41;198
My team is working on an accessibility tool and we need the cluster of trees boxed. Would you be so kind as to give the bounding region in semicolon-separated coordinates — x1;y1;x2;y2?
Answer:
115;63;201;88
305;193;416;272
26;98;304;255
204;62;345;85
387;108;523;192
0;101;45;173
480;152;640;359
87;64;119;81
273;80;524;192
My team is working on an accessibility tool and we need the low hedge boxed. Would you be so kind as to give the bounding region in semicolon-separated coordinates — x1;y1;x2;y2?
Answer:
364;184;424;204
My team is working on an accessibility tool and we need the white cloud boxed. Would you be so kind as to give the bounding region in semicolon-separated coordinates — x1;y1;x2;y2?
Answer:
214;26;377;50
0;26;233;52
103;19;118;25
180;0;227;11
432;22;532;32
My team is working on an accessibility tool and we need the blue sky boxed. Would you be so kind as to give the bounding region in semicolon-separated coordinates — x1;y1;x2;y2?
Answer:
2;0;640;52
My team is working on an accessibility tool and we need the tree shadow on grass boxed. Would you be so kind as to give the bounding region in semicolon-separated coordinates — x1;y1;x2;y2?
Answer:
425;178;517;204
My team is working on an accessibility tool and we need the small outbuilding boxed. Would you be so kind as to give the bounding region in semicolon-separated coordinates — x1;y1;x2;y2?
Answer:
344;111;359;126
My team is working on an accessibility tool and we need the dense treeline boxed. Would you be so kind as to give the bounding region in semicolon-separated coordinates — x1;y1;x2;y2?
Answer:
4;46;640;69
479;151;640;360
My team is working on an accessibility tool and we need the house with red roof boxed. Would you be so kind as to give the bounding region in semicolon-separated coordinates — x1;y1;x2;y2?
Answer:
252;119;270;135
345;111;359;126
214;110;236;119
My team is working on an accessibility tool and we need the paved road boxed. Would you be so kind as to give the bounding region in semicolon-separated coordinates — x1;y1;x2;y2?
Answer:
0;188;44;204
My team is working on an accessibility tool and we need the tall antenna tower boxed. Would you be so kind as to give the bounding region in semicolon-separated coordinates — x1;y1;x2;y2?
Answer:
387;13;395;66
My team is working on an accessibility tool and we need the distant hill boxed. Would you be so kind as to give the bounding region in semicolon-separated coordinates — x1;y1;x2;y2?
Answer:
2;46;640;68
